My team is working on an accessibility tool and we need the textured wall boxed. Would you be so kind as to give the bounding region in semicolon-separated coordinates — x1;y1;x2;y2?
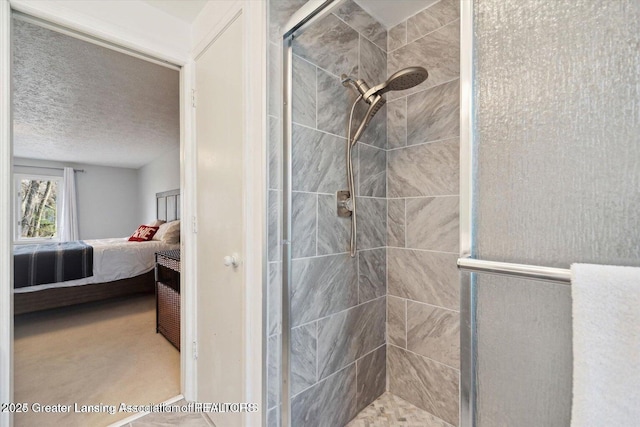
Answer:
266;1;388;425
137;147;180;224
385;1;460;425
473;0;640;425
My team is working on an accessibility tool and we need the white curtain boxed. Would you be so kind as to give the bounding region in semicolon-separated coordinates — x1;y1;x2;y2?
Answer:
60;167;79;241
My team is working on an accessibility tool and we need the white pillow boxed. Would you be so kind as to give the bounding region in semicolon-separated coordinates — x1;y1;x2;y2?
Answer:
153;220;180;243
148;219;166;227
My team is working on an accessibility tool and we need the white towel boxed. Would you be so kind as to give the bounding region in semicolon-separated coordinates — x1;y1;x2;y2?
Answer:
571;263;640;427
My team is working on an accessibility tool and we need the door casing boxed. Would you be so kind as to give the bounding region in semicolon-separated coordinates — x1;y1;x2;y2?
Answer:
0;1;266;426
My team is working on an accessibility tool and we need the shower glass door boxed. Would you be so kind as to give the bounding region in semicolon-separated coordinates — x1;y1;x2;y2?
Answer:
466;1;640;426
271;0;389;425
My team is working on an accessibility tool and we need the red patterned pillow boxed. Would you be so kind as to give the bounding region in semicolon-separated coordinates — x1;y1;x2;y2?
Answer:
128;225;159;242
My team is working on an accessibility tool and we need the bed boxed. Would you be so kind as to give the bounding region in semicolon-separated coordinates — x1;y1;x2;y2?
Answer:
13;189;180;315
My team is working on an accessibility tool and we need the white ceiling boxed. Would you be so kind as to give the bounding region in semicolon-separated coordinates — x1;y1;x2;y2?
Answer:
143;0;440;30
143;0;208;23
354;0;439;28
13;19;180;169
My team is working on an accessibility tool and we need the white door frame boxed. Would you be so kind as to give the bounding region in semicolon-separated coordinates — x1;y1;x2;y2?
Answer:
0;1;266;426
190;2;266;425
0;3;13;427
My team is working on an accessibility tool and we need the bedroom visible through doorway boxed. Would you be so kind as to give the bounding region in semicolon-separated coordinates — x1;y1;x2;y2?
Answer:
11;13;183;427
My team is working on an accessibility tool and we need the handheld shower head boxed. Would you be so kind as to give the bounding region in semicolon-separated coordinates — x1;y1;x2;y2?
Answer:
364;66;428;99
342;66;428;105
340;65;429;258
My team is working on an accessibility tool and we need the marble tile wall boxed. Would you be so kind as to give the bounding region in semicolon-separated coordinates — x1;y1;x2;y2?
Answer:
385;1;461;426
267;1;388;425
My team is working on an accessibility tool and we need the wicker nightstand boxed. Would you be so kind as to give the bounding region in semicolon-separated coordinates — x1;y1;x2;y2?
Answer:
155;250;180;350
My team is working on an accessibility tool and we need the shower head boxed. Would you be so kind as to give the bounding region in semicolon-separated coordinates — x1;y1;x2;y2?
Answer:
365;66;428;98
341;66;428;146
341;66;428;104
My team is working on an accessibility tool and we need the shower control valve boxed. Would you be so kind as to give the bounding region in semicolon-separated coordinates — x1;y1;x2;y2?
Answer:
337;190;353;217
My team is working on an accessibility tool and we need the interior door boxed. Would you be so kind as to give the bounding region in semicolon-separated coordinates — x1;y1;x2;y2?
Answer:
195;13;245;426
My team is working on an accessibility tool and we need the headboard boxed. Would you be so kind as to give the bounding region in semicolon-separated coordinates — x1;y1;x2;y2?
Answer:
156;189;180;222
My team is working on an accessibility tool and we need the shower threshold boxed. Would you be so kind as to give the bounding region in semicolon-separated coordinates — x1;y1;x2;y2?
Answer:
346;392;453;427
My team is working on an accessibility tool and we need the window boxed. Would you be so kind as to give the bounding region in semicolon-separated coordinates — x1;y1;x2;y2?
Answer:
14;174;62;242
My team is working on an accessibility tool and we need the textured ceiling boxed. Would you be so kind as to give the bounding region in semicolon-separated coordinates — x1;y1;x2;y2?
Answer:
143;0;208;23
355;0;440;28
12;19;180;169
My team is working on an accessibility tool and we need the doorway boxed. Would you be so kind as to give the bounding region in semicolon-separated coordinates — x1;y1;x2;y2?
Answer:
9;11;184;427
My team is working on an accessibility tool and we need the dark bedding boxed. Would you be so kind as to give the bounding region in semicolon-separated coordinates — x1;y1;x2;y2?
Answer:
14;241;94;289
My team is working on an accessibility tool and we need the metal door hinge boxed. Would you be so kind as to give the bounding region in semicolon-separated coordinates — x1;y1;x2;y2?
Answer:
191;89;197;108
192;216;197;234
193;341;198;359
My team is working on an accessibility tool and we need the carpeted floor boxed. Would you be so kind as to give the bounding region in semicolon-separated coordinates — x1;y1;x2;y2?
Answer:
13;294;180;427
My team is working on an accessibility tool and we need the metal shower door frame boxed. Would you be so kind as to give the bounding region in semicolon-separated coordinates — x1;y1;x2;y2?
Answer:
280;1;338;426
459;1;476;427
280;1;476;426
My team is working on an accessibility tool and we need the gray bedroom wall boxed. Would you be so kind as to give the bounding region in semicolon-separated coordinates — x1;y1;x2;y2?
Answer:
385;0;460;425
137;146;180;224
14;157;140;240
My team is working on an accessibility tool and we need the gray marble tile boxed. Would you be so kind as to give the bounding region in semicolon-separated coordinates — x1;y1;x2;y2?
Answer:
317;297;386;379
359;36;387;88
387;98;407;149
405;196;459;253
387;199;405;248
268;262;281;336
387;296;407;348
388;21;407;51
356;197;386;250
387;20;459;100
358;101;387;149
291;364;357;427
292;191;317;259
292;55;317;128
387;345;459;426
267;334;280;409
387;248;459;310
407;302;459;368
268;115;281;190
317;194;351;255
407;0;459;43
291;323;317;395
407;8;444;44
359;143;386;198
268;0;307;43
268;42;281;117
356;346;386;413
334;0;387;51
268;189;281;262
267;406;279;427
407;80;460;145
291;254;358;326
294;13;359;77
347;392;454;427
388;138;459;198
316;67;357;139
292;124;347;193
358;248;386;303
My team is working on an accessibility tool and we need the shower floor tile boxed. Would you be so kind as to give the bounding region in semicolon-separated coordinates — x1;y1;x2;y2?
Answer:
346;392;454;427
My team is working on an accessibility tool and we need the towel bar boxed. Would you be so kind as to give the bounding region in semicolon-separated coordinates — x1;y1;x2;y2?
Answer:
457;258;572;284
